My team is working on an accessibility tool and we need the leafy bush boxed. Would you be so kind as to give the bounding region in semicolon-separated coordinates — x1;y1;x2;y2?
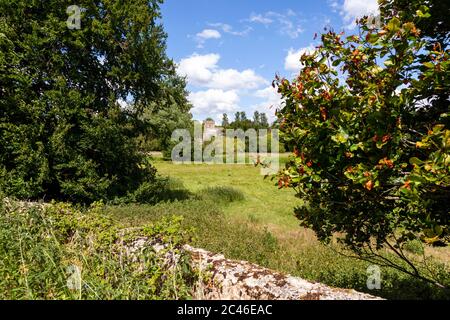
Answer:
275;3;449;285
0;199;196;300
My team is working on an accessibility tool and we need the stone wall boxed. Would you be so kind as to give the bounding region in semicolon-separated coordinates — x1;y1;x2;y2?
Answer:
187;246;382;300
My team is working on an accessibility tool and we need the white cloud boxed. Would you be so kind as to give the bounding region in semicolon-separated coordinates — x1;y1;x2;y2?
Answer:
252;87;283;122
178;53;220;84
249;14;273;25
328;0;339;12
285;46;315;72
280;20;304;39
210;69;268;90
254;87;283;109
247;10;304;39
341;0;379;29
177;53;267;90
194;29;221;48
178;53;270;119
196;29;221;40
208;23;253;36
188;89;240;115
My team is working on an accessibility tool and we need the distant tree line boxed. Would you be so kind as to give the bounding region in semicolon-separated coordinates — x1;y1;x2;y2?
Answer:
221;111;270;130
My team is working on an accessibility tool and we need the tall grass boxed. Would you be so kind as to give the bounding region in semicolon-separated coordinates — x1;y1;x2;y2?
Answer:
0;199;196;300
200;186;245;203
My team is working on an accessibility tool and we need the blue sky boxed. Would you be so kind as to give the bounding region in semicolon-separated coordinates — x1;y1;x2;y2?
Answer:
161;0;379;123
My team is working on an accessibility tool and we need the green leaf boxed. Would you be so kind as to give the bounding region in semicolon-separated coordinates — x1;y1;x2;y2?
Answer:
367;33;379;44
386;17;401;32
384;59;394;67
409;157;423;165
350;143;364;151
416;8;431;19
332;129;349;144
432;124;445;134
408;175;426;183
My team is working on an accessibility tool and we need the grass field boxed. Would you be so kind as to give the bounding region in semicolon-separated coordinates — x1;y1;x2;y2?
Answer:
156;154;302;230
108;155;450;300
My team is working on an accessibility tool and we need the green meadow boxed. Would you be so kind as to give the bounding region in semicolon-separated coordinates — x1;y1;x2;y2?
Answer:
108;155;450;300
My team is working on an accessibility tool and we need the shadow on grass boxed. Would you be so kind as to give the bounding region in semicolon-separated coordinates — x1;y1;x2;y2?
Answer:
293;245;450;300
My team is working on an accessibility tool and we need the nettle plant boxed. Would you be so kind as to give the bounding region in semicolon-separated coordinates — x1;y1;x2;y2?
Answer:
275;6;449;285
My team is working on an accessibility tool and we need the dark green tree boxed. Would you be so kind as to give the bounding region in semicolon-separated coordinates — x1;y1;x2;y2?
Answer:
0;0;189;203
237;111;253;131
222;113;230;128
253;111;261;129
137;84;193;156
260;113;270;128
234;112;241;123
232;112;241;129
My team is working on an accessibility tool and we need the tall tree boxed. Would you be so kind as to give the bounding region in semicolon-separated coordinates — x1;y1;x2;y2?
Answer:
233;112;241;128
0;0;189;203
222;113;230;128
253;111;261;129
260;113;269;128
